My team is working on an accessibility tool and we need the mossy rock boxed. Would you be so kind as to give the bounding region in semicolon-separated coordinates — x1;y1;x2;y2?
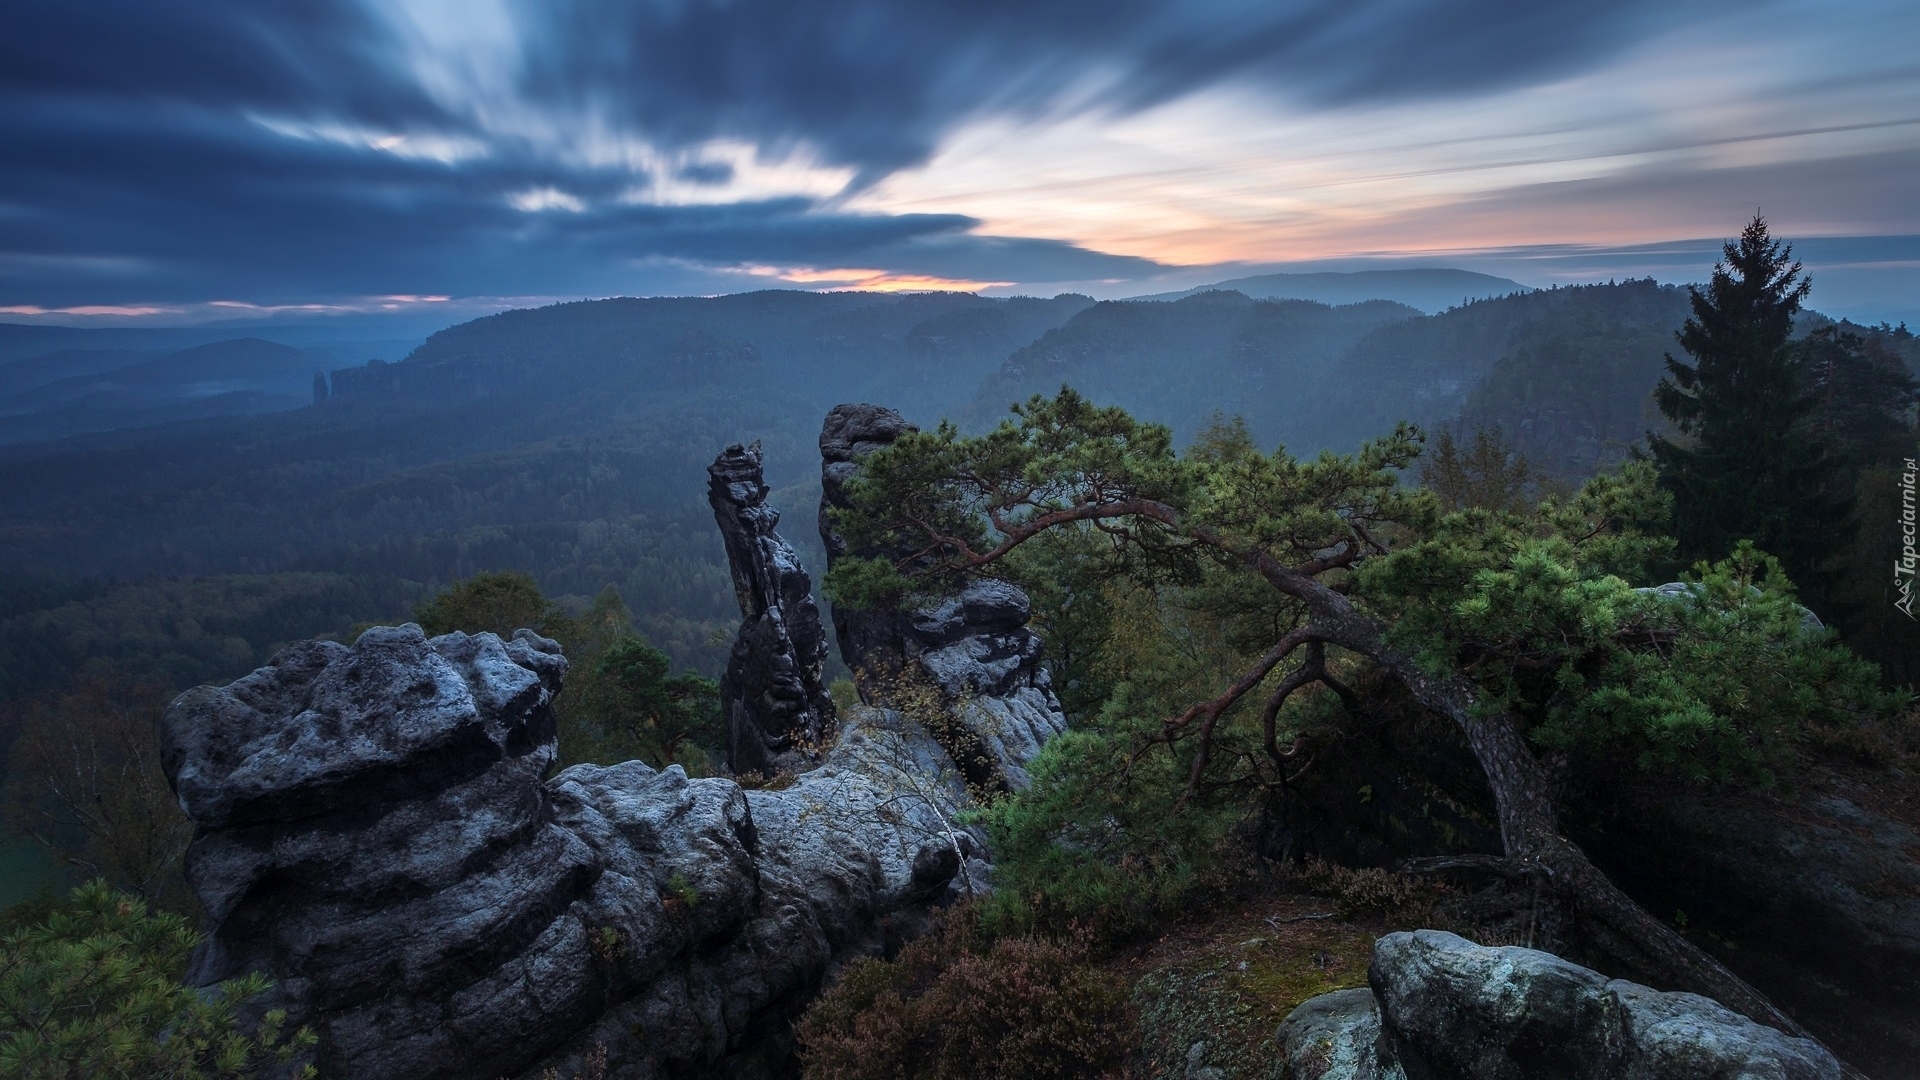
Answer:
1129;917;1377;1079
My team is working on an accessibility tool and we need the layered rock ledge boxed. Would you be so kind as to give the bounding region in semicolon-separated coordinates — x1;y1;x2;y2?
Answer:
159;407;1072;1078
162;624;979;1080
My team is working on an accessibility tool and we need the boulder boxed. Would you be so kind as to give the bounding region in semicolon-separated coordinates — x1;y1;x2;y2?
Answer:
1633;580;1824;631
1275;988;1405;1080
708;440;836;776
163;623;979;1080
1275;931;1843;1080
1368;930;1622;1078
817;403;1068;789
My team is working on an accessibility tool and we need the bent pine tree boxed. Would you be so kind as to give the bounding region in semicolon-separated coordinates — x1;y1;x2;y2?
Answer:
823;389;1896;1072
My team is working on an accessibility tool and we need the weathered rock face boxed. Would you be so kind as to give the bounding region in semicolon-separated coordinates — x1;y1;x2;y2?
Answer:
818;403;1068;789
163;622;977;1080
1277;931;1843;1080
708;440;835;776
817;402;922;679
1275;989;1405;1080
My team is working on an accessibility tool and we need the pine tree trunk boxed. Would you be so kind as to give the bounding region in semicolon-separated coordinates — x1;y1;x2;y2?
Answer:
1284;570;1857;1070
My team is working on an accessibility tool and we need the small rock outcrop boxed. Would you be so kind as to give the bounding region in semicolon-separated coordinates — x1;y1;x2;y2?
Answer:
1277;931;1843;1080
1275;989;1404;1080
163;623;978;1080
708;440;835;776
818;403;1068;789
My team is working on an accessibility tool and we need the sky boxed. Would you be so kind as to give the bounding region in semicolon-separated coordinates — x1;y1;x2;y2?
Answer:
2;0;1917;329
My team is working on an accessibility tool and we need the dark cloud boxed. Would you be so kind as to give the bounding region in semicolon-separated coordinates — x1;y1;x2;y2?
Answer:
0;0;1731;308
529;0;1701;176
0;1;436;125
0;91;1158;304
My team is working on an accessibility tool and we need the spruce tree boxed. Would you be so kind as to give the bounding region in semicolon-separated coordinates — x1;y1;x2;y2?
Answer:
1799;325;1920;475
1648;214;1849;600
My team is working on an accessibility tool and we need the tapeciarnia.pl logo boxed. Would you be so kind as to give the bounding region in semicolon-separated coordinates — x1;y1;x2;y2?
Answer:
1899;457;1917;620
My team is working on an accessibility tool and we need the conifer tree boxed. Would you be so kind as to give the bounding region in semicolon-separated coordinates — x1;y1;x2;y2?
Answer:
1799;325;1920;475
1648;214;1850;599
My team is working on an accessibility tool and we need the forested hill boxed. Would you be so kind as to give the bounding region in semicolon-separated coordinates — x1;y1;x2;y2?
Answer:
0;337;322;445
375;290;1095;422
972;280;1700;472
1128;267;1528;311
0;291;1094;676
989;279;1913;477
1318;278;1696;470
1;282;1910;685
965;292;1421;446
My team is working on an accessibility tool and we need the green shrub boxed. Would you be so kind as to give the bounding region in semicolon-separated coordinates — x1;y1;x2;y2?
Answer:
976;720;1242;944
412;570;556;639
797;917;1129;1080
564;634;723;769
0;880;315;1079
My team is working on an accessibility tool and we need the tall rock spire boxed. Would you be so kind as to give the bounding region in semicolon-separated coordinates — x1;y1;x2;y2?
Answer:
708;440;835;776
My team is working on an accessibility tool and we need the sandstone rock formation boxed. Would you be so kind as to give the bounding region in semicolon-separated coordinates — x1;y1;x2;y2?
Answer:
162;622;979;1080
155;411;1072;1079
708;440;835;776
1277;931;1843;1080
818;403;1068;789
817;402;921;679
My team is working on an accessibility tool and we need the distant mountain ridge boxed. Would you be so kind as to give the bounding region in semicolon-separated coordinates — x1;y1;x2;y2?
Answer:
0;325;430;443
0;337;325;444
1130;268;1531;312
0;320;429;365
969;292;1421;446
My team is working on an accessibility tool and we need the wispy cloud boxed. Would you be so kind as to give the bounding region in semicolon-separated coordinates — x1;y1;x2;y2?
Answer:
1;0;1916;322
249;114;489;164
856;2;1920;264
507;187;586;213
735;264;1013;292
0;304;178;317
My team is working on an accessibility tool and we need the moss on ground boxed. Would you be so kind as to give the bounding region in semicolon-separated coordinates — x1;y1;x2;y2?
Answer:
1123;900;1381;1079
